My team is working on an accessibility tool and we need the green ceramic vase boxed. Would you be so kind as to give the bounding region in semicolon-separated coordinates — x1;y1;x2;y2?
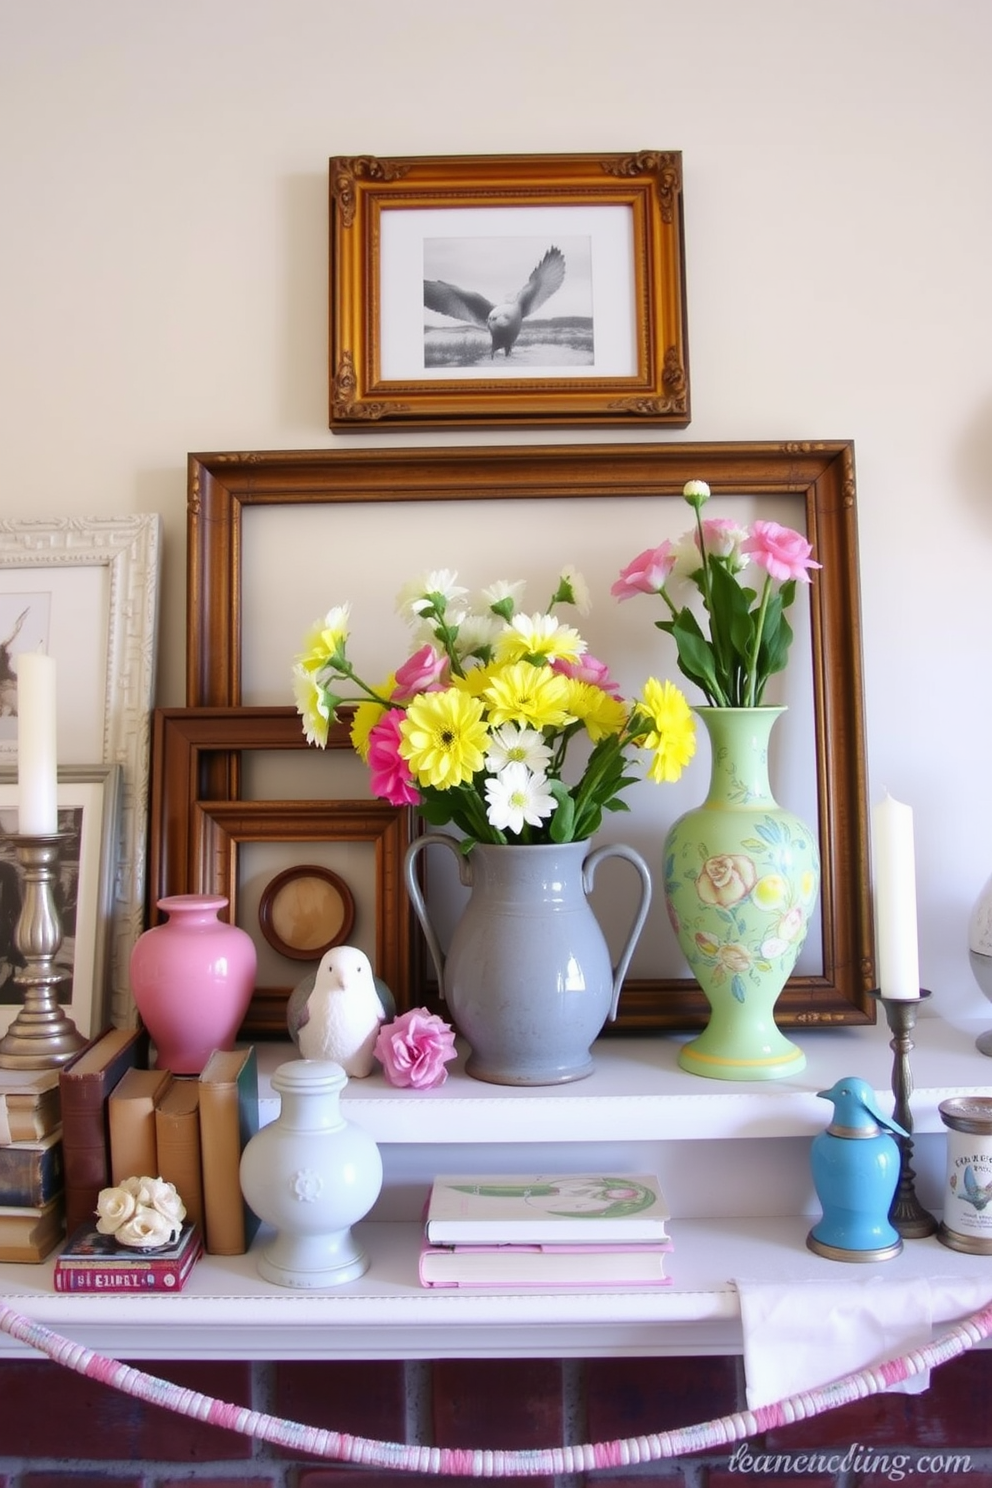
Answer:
663;707;819;1081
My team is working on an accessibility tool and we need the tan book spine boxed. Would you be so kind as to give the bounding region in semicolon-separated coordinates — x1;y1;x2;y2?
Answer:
108;1068;173;1185
154;1079;204;1234
198;1046;259;1255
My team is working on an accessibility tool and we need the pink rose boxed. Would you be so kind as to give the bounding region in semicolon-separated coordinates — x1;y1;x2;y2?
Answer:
742;521;821;584
367;711;421;806
551;653;621;695
392;644;449;700
611;541;676;600
374;1007;458;1089
696;853;757;908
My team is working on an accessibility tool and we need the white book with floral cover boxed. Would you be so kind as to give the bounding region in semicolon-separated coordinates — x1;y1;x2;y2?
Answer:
424;1174;670;1245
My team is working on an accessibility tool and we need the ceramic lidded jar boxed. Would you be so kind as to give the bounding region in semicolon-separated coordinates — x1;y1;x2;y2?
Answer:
129;894;257;1074
239;1058;383;1288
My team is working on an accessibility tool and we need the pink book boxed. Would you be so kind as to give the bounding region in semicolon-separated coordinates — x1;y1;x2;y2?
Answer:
419;1235;673;1289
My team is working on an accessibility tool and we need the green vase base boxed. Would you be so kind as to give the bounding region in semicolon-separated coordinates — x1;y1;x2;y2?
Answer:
678;1034;806;1082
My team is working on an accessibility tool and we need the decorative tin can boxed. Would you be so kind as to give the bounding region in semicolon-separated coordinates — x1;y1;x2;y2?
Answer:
937;1096;992;1254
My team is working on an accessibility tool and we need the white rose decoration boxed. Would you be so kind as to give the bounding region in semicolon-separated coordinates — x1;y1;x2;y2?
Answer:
93;1175;187;1247
95;1186;137;1235
115;1207;177;1249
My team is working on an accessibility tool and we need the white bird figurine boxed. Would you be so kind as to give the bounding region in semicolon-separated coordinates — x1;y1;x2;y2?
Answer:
295;945;385;1078
424;244;566;359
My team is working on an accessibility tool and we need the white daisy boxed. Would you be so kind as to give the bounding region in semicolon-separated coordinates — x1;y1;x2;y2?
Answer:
484;763;556;835
485;724;553;775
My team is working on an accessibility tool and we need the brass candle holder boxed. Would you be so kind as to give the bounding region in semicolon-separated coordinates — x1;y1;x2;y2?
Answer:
869;987;938;1238
0;833;87;1069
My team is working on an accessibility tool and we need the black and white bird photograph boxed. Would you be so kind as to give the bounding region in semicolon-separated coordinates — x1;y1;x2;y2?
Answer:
423;235;594;370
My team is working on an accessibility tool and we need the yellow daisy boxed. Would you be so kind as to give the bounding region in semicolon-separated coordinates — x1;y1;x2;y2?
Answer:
483;662;573;731
634;677;696;784
398;688;489;789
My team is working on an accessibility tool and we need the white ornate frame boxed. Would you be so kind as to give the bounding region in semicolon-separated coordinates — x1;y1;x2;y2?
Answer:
0;515;161;1028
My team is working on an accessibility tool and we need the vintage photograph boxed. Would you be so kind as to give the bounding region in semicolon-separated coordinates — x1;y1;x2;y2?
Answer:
0;592;51;734
422;235;594;371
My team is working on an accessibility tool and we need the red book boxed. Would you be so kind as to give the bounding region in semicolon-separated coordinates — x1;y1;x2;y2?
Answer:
58;1027;149;1235
53;1221;203;1292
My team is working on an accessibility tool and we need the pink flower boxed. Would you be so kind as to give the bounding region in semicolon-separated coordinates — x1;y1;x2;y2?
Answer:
611;541;676;600
374;1007;458;1089
742;521;821;584
392;644;449;700
551;653;622;695
367;711;421;806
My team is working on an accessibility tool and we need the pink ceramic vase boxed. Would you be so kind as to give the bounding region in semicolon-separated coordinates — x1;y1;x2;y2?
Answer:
129;895;257;1074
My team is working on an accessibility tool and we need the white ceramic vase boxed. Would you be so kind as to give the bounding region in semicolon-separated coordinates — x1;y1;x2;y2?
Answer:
238;1058;382;1288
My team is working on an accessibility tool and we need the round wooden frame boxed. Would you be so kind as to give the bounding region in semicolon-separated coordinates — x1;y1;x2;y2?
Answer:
258;863;356;962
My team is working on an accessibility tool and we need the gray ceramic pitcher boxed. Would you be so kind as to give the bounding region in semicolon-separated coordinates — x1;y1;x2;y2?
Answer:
403;834;652;1086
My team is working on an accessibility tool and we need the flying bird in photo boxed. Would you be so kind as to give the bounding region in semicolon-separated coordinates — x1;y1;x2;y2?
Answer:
424;244;566;359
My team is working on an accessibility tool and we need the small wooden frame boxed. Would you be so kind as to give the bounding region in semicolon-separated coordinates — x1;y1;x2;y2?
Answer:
329;151;689;430
258;864;355;961
191;799;411;1036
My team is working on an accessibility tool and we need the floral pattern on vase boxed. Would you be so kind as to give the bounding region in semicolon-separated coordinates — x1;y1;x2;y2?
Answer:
664;706;819;1080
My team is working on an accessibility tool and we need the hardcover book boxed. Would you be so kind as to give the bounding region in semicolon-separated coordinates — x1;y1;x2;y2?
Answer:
419;1236;674;1289
154;1078;204;1234
53;1220;203;1292
59;1026;149;1235
0;1067;62;1145
424;1174;671;1245
0;1196;65;1263
0;1128;63;1208
198;1046;260;1255
108;1066;172;1185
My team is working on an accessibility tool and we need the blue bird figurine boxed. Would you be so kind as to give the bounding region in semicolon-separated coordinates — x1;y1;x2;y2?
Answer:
807;1076;909;1262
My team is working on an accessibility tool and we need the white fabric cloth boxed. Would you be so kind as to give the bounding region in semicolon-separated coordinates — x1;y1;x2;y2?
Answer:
734;1277;934;1409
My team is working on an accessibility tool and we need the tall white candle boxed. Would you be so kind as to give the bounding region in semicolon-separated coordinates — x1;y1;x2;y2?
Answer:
871;792;921;1000
16;650;58;835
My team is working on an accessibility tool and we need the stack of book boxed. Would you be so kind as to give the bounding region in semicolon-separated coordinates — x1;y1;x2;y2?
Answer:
0;1067;66;1262
56;1027;259;1262
418;1173;673;1288
53;1219;203;1292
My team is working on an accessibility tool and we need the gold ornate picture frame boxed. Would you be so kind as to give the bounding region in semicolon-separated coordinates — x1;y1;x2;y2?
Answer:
329;151;689;430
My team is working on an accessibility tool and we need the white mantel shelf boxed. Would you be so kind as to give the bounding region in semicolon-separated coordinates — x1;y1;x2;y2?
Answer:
279;1015;992;1143
1;1017;991;1361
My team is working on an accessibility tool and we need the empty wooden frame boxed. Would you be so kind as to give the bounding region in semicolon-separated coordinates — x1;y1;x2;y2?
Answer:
148;705;416;1033
184;441;874;1030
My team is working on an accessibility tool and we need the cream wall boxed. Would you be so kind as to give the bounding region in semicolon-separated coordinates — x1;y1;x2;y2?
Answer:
1;0;990;1019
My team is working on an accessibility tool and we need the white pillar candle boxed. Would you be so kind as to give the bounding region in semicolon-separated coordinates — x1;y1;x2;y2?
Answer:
16;650;58;835
871;792;921;1000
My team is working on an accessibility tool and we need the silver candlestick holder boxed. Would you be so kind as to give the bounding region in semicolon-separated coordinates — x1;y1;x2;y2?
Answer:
0;833;87;1069
869;987;938;1238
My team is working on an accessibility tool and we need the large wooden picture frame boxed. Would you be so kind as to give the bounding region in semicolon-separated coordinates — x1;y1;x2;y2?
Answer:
329;151;689;430
0;515;160;1029
185;442;873;1031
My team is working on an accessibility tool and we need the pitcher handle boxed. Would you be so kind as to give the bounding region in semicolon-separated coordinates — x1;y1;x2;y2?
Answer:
403;832;471;1004
583;843;653;1023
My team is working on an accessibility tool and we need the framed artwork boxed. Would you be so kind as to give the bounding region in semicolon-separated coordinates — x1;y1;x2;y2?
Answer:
184;441;873;1031
189;799;413;1036
329;151;689;430
0;763;122;1040
0;515;161;1029
147;706;416;1033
